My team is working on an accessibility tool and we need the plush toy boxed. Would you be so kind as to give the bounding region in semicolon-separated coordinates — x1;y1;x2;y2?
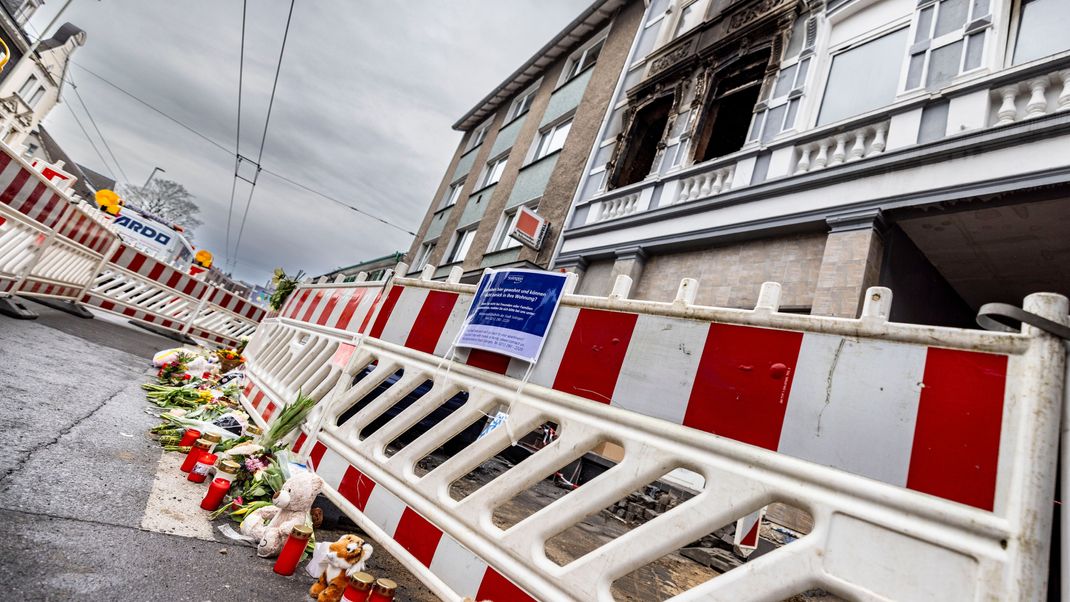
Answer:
306;534;374;602
239;471;324;557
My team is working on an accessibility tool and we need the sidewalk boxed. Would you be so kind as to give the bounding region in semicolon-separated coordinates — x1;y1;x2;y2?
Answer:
0;303;433;601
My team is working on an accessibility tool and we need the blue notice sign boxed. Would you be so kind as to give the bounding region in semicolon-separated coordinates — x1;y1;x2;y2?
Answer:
454;269;569;363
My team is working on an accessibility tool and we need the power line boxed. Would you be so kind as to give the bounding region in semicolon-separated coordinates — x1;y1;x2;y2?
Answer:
68;72;131;183
62;98;117;180
260;168;416;236
225;0;249;272
67;61;417;240
231;0;295;270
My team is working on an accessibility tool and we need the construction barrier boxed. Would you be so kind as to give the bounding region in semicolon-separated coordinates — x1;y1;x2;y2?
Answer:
239;263;1069;601
0;144;264;346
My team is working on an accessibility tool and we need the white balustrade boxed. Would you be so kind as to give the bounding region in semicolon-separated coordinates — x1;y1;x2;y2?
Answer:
590;191;641;223
793;120;889;175
992;69;1070;127
674;165;734;204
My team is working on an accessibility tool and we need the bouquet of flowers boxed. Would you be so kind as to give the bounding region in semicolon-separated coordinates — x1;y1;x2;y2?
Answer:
216;348;245;372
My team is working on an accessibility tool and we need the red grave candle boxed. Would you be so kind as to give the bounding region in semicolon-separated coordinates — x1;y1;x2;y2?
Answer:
273;524;312;576
343;572;375;601
187;452;217;483
368;578;397;601
180;439;212;473
178;428;202;447
200;477;231;511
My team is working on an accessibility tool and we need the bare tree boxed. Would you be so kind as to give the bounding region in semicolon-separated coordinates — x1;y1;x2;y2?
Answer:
119;178;204;235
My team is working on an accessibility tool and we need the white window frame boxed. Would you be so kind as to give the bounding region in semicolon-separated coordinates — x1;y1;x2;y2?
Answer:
1008;0;1070;66
16;75;37;101
561;30;607;84
439;179;464;210
507;82;540;122
748;14;816;145
480;154;509;188
413;241;436;270
900;0;991;93
445;228;476;264
465;118;492;153
27;86;45;109
532;118;572;161
672;0;710;39
489;202;538;253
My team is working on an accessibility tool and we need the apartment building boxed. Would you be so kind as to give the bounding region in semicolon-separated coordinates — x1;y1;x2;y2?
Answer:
406;0;645;282
554;0;1070;325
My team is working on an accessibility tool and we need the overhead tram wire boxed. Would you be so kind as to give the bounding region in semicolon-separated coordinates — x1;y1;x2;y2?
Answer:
225;0;249;271
67;61;416;238
230;0;295;271
62;100;117;180
68;73;131;184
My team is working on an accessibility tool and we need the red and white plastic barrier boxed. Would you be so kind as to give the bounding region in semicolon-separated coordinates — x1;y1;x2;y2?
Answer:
238;262;1068;601
0;144;265;345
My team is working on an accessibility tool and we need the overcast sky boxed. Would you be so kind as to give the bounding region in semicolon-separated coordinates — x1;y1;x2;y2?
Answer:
28;1;584;285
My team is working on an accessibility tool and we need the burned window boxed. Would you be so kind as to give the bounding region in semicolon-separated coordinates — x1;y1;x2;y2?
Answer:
691;48;771;163
610;94;674;189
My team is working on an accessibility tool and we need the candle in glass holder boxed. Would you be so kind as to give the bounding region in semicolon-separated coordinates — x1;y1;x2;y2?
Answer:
342;572;375;601
188;452;218;483
200;477;231;510
180;439;212;473
178;428;202;447
273;524;312;576
368;578;397;601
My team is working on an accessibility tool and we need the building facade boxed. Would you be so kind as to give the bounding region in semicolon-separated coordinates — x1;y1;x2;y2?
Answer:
405;0;645;282
553;0;1070;325
0;3;85;151
317;252;404;283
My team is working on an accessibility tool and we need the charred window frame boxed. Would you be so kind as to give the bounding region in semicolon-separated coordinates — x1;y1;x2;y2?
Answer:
748;14;817;145
607;92;678;189
690;46;773;164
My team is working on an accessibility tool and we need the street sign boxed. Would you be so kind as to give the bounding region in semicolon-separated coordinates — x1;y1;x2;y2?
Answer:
508;205;547;250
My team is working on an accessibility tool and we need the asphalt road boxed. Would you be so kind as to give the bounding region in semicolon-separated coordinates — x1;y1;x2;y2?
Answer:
0;301;434;602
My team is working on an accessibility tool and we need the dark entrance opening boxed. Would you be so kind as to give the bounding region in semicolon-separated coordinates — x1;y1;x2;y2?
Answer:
613;94;673;188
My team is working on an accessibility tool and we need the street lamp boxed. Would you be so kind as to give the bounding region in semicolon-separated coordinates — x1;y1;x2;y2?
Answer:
143;166;165;190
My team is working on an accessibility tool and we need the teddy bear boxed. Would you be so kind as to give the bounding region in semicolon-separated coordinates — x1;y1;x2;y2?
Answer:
240;471;324;557
306;534;374;602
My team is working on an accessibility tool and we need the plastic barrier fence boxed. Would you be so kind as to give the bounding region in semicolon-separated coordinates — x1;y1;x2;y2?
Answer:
240;264;1068;601
0;145;264;346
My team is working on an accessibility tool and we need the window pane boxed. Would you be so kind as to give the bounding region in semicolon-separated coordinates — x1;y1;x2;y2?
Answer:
970;0;989;17
773;64;798;98
963;31;984;70
926;40;963;88
748;111;765;142
915;6;934;43
934;0;968;37
584;39;604;69
675;2;702;36
794;58;811;87
785;15;807;59
761;104;787;143
1013;0;1070;64
548;121;572;153
783;99;799;131
818;28;909;125
906;52;926;89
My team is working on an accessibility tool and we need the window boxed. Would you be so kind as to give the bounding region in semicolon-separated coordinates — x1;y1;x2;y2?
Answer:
465;119;491;152
533;119;572;160
490;204;537;252
748;15;816;144
480;155;508;188
16;75;37;101
818;28;909;126
564;35;605;81
1013;0;1070;64
674;0;706;37
508;84;538;121
612;95;674;188
439;179;464;210
27;87;45;108
692;48;770;162
413;242;435;270
903;0;991;91
445;229;476;264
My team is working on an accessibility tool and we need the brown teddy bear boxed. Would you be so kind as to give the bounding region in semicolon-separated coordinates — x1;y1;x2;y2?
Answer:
306;534;374;602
